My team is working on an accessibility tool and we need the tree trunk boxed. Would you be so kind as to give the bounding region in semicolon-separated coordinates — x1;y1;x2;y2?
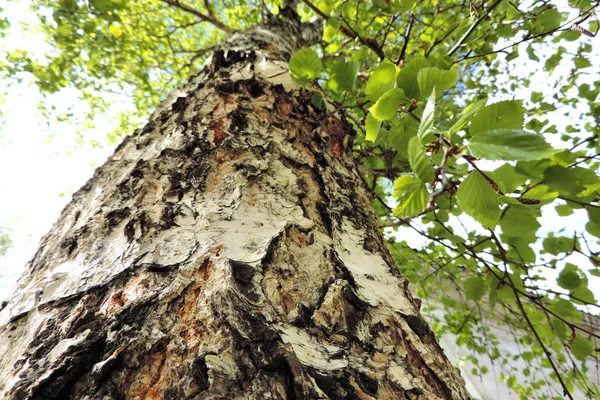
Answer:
0;9;469;400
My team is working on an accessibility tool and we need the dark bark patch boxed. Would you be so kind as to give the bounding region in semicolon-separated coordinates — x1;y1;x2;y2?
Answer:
60;236;78;257
159;204;181;231
216;80;238;95
357;372;379;397
244;78;265;98
211;50;257;74
228;107;249;133
265;355;298;400
313;372;359;400
192;356;210;392
230;260;260;303
405;315;431;340
165;173;184;202
31;332;106;400
124;211;153;242
105;208;131;231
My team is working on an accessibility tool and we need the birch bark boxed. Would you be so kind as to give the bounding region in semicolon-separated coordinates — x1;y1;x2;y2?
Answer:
0;8;470;400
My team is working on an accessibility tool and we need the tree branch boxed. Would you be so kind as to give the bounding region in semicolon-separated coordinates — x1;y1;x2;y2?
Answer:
300;0;386;60
161;0;234;33
447;0;503;56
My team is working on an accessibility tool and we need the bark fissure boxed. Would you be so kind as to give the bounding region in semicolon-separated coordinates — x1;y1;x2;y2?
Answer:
0;8;469;400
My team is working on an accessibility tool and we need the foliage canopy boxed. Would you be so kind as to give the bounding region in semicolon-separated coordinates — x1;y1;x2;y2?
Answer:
2;0;600;398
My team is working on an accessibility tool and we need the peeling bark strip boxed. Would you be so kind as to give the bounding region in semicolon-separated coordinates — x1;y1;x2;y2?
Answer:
0;9;469;400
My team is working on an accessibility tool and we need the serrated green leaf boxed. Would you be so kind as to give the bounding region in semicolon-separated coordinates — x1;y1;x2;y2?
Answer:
396;56;431;99
557;270;582;291
571;285;596;304
393;175;429;218
369;88;406;120
365;59;398;102
389;115;418;157
500;208;540;238
470;100;524;136
457;172;501;228
417;67;458;98
536;8;562;32
365;112;382;142
448;98;487;135
551;318;568;340
469;129;555;161
543;165;584;195
550;298;577;318
394;0;415;13
289;48;322;82
587;221;600;238
418;88;436;143
544;234;575;256
493;163;528;193
555;204;574;216
408;136;434;183
571;335;594;361
464;276;486;301
526;45;540;61
330;60;359;91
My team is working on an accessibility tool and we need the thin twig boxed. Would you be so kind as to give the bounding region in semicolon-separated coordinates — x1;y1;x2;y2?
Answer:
161;0;233;33
447;0;504;56
300;0;386;59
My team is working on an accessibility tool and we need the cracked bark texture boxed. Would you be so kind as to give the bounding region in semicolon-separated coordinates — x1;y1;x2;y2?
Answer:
0;9;469;400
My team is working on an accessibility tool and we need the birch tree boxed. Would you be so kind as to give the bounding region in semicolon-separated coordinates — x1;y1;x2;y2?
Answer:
0;0;599;398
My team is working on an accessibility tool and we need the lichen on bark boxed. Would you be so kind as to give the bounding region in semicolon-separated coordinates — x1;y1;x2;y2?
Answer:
0;8;469;400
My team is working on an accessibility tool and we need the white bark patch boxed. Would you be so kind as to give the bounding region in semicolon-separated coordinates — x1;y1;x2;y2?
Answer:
47;329;91;364
334;219;417;316
255;58;300;91
278;325;348;371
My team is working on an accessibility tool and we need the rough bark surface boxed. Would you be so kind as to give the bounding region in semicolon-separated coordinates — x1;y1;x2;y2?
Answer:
0;10;469;400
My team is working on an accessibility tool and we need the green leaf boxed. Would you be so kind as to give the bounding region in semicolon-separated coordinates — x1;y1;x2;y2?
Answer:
311;92;325;110
389;115;418;157
418;88;436;143
543;166;584;195
456;172;501;228
551;318;568;340
536;8;562;32
500;208;540;238
393;175;429;218
369;88;406;120
543;234;575;256
526;45;540;61
587;221;600;238
550;298;577;318
289;48;322;82
447;98;487;135
557;269;582;291
365;112;382;142
417;67;458;98
571;335;594;361
493;163;528;193
571;285;596;304
365;60;398;102
464;276;486;301
469;100;524;136
396;56;430;99
330;60;359;91
408;136;434;183
394;0;415;13
555;204;574;216
469;129;555;161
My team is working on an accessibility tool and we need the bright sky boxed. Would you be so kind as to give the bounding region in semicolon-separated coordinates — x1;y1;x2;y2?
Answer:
0;1;598;306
